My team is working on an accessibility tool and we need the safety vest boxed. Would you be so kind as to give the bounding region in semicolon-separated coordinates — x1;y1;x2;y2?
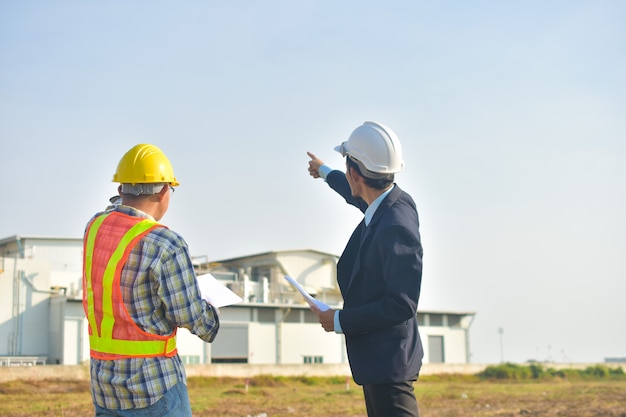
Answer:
83;211;177;360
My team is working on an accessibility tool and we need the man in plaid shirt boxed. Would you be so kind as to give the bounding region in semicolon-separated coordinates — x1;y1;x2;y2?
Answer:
83;144;219;416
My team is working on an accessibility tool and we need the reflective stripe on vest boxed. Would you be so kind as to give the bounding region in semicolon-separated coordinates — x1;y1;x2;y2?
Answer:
83;212;177;359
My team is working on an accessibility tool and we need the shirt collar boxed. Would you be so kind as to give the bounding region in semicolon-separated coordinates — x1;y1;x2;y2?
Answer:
114;204;156;221
364;185;394;226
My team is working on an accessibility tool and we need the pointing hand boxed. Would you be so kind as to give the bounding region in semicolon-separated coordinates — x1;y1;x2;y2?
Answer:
307;152;324;179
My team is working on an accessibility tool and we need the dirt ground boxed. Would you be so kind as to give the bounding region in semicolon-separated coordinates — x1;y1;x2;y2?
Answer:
417;380;626;417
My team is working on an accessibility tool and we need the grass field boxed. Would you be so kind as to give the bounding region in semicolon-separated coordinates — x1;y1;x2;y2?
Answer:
0;374;625;417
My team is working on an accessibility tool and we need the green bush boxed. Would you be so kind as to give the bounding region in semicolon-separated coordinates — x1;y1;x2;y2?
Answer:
584;365;609;378
478;364;626;381
528;363;545;379
580;365;625;379
547;367;580;380
478;363;531;380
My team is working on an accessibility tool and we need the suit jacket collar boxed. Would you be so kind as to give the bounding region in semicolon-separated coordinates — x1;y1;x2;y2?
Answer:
362;184;402;241
340;185;403;293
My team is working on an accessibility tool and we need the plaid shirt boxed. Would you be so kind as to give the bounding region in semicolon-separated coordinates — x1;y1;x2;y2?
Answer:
86;205;219;410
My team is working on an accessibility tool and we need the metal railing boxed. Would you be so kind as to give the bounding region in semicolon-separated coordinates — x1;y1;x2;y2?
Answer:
0;356;47;366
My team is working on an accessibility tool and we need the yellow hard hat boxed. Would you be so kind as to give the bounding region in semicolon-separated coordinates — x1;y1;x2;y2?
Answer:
113;144;180;186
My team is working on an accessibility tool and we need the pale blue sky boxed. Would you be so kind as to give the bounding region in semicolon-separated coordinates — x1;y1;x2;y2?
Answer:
1;1;625;364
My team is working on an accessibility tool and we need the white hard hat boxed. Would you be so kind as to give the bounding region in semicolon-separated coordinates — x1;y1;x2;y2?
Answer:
334;121;404;174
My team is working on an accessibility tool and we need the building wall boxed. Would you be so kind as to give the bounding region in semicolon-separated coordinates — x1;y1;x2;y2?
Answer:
277;251;337;291
176;327;209;364
0;258;15;354
421;326;470;364
1;237;83;297
280;323;344;364
66;301;89;366
279;251;342;307
55;304;473;367
49;296;65;364
249;323;276;364
0;257;53;357
21;239;83;296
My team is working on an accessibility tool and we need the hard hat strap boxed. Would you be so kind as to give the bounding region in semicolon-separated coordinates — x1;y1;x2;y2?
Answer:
348;156;390;179
120;183;168;196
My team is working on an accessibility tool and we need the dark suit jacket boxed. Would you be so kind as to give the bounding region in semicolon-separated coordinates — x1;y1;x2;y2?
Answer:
327;170;424;385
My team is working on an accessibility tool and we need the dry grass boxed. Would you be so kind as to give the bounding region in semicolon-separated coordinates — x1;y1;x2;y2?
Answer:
0;375;625;417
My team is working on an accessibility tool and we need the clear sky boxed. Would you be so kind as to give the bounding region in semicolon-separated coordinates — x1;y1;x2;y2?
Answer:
1;1;624;365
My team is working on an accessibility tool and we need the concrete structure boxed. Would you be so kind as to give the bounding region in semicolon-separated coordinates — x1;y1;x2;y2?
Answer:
1;235;475;367
3;361;625;384
0;363;487;383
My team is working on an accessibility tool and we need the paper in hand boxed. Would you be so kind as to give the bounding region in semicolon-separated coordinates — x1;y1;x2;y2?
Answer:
196;273;243;308
284;275;330;311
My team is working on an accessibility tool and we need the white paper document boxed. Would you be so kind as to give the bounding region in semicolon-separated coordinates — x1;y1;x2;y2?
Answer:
196;273;243;308
284;275;330;311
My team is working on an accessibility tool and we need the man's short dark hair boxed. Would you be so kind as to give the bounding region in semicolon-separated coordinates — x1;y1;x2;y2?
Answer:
346;157;394;190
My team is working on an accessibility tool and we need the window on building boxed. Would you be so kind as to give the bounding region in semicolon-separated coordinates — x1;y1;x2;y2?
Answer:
429;314;444;326
218;308;250;323
257;308;275;323
428;335;445;363
303;309;318;323
212;271;237;281
251;266;272;282
211;324;248;364
417;313;426;326
447;314;462;327
212;358;248;364
283;309;300;323
179;355;200;365
303;356;323;364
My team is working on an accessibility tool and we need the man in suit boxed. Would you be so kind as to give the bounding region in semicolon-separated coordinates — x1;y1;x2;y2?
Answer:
307;121;424;417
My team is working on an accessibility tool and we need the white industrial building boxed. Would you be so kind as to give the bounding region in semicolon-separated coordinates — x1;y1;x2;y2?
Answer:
0;235;475;366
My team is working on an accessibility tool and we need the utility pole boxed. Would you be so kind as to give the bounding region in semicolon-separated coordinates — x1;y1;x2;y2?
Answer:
498;327;504;363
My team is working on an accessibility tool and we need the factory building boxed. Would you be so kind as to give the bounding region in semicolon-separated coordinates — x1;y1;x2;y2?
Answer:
0;235;475;366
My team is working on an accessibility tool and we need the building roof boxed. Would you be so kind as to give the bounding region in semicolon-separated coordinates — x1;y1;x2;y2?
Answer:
0;235;83;247
210;249;339;264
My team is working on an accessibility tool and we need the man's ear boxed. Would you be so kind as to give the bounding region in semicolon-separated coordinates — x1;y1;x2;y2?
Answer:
153;185;169;202
347;166;362;183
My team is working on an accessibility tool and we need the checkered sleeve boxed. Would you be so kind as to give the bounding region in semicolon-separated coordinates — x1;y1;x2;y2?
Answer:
150;228;220;343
